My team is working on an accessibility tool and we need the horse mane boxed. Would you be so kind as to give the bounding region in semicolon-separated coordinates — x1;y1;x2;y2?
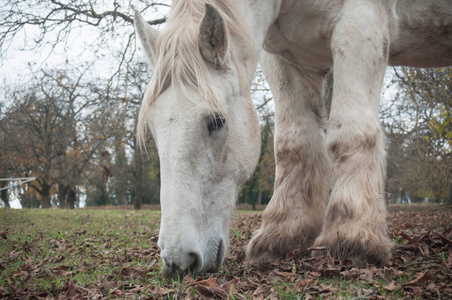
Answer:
137;0;253;146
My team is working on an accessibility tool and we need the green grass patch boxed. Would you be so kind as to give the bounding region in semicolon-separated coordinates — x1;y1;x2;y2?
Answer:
1;205;451;299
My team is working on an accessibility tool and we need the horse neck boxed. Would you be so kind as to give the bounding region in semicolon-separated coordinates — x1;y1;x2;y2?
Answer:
233;1;278;61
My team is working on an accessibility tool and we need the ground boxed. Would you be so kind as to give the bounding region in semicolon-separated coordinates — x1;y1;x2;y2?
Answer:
0;204;451;299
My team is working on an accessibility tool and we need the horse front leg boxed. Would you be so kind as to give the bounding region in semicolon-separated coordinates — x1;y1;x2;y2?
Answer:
312;2;394;267
246;52;330;262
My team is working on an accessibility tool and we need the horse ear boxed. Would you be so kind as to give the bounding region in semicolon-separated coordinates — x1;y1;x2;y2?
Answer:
199;3;229;69
134;10;160;67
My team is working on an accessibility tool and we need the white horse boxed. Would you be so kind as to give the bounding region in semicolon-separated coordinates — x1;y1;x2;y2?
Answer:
134;0;452;277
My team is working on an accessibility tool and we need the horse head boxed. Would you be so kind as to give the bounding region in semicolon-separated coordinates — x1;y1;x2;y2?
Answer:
134;2;260;278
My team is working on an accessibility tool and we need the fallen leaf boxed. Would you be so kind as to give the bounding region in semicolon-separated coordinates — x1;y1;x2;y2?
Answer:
363;265;375;284
12;270;28;278
190;277;218;289
309;271;322;278
195;284;228;299
274;271;297;279
149;286;177;296
221;278;239;294
109;288;124;297
56;269;74;277
120;266;148;278
252;286;268;300
324;268;341;278
293;278;313;292
448;250;452;267
61;280;83;299
383;282;398;291
408;286;423;296
285;249;300;259
426;282;438;293
402;271;435;287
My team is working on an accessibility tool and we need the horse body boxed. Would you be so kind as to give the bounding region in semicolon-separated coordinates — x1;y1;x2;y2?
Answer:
249;0;452;266
263;0;452;69
135;0;452;277
390;0;452;67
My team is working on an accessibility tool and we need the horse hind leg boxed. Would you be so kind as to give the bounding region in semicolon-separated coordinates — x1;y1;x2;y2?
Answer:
246;52;330;263
312;2;394;267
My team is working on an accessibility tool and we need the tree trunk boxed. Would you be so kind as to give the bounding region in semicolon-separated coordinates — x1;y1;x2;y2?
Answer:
58;184;76;209
248;177;257;211
447;184;452;207
133;149;143;210
1;182;10;208
58;183;68;209
41;183;52;208
257;188;262;207
67;187;76;209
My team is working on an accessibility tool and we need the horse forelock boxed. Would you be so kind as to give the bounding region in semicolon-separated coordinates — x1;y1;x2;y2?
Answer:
137;0;254;148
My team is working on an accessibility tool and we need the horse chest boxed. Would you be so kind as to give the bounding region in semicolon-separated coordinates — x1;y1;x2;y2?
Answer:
263;2;337;69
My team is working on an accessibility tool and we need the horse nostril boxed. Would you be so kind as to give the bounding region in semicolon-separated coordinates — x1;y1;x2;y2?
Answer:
162;261;176;278
187;252;200;273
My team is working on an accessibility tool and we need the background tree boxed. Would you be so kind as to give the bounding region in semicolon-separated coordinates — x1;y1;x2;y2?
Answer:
1;0;450;209
0;67;115;208
238;69;276;209
384;67;451;205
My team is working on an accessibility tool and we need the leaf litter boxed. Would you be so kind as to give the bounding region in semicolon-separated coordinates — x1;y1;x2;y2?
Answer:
0;205;451;299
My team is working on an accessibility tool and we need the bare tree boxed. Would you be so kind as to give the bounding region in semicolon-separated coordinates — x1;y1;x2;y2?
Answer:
0;67;115;208
384;67;452;204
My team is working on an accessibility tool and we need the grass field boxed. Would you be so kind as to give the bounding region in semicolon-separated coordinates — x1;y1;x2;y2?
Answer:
1;205;451;299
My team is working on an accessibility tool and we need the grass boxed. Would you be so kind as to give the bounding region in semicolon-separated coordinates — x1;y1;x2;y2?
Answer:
1;210;162;291
1;205;451;299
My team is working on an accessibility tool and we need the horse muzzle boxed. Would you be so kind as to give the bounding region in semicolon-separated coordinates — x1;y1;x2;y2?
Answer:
159;237;225;278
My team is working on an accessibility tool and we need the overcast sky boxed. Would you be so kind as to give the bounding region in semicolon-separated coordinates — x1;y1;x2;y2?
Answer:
0;1;171;85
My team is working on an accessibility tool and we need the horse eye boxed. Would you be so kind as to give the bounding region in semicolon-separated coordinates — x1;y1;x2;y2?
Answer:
207;114;226;135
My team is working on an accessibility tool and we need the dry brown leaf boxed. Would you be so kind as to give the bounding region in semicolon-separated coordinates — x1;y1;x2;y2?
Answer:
402;271;435;287
56;269;74;277
318;284;335;296
293;278;313;292
363;265;375;284
274;271;297;278
409;286;423;296
309;271;322;278
61;280;83;299
69;294;83;300
21;263;32;271
305;294;314;300
324;268;341;278
109;288;125;297
383;282;398;291
220;278;238;294
12;270;28;278
149;286;177;296
285;248;300;259
308;246;327;251
426;282;438;293
252;286;267;300
190;277;218;289
195;284;228;299
120;266;148;278
448;250;452;267
419;245;430;257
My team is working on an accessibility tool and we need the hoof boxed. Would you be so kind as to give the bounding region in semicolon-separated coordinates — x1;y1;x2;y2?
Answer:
246;222;319;263
312;231;393;268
